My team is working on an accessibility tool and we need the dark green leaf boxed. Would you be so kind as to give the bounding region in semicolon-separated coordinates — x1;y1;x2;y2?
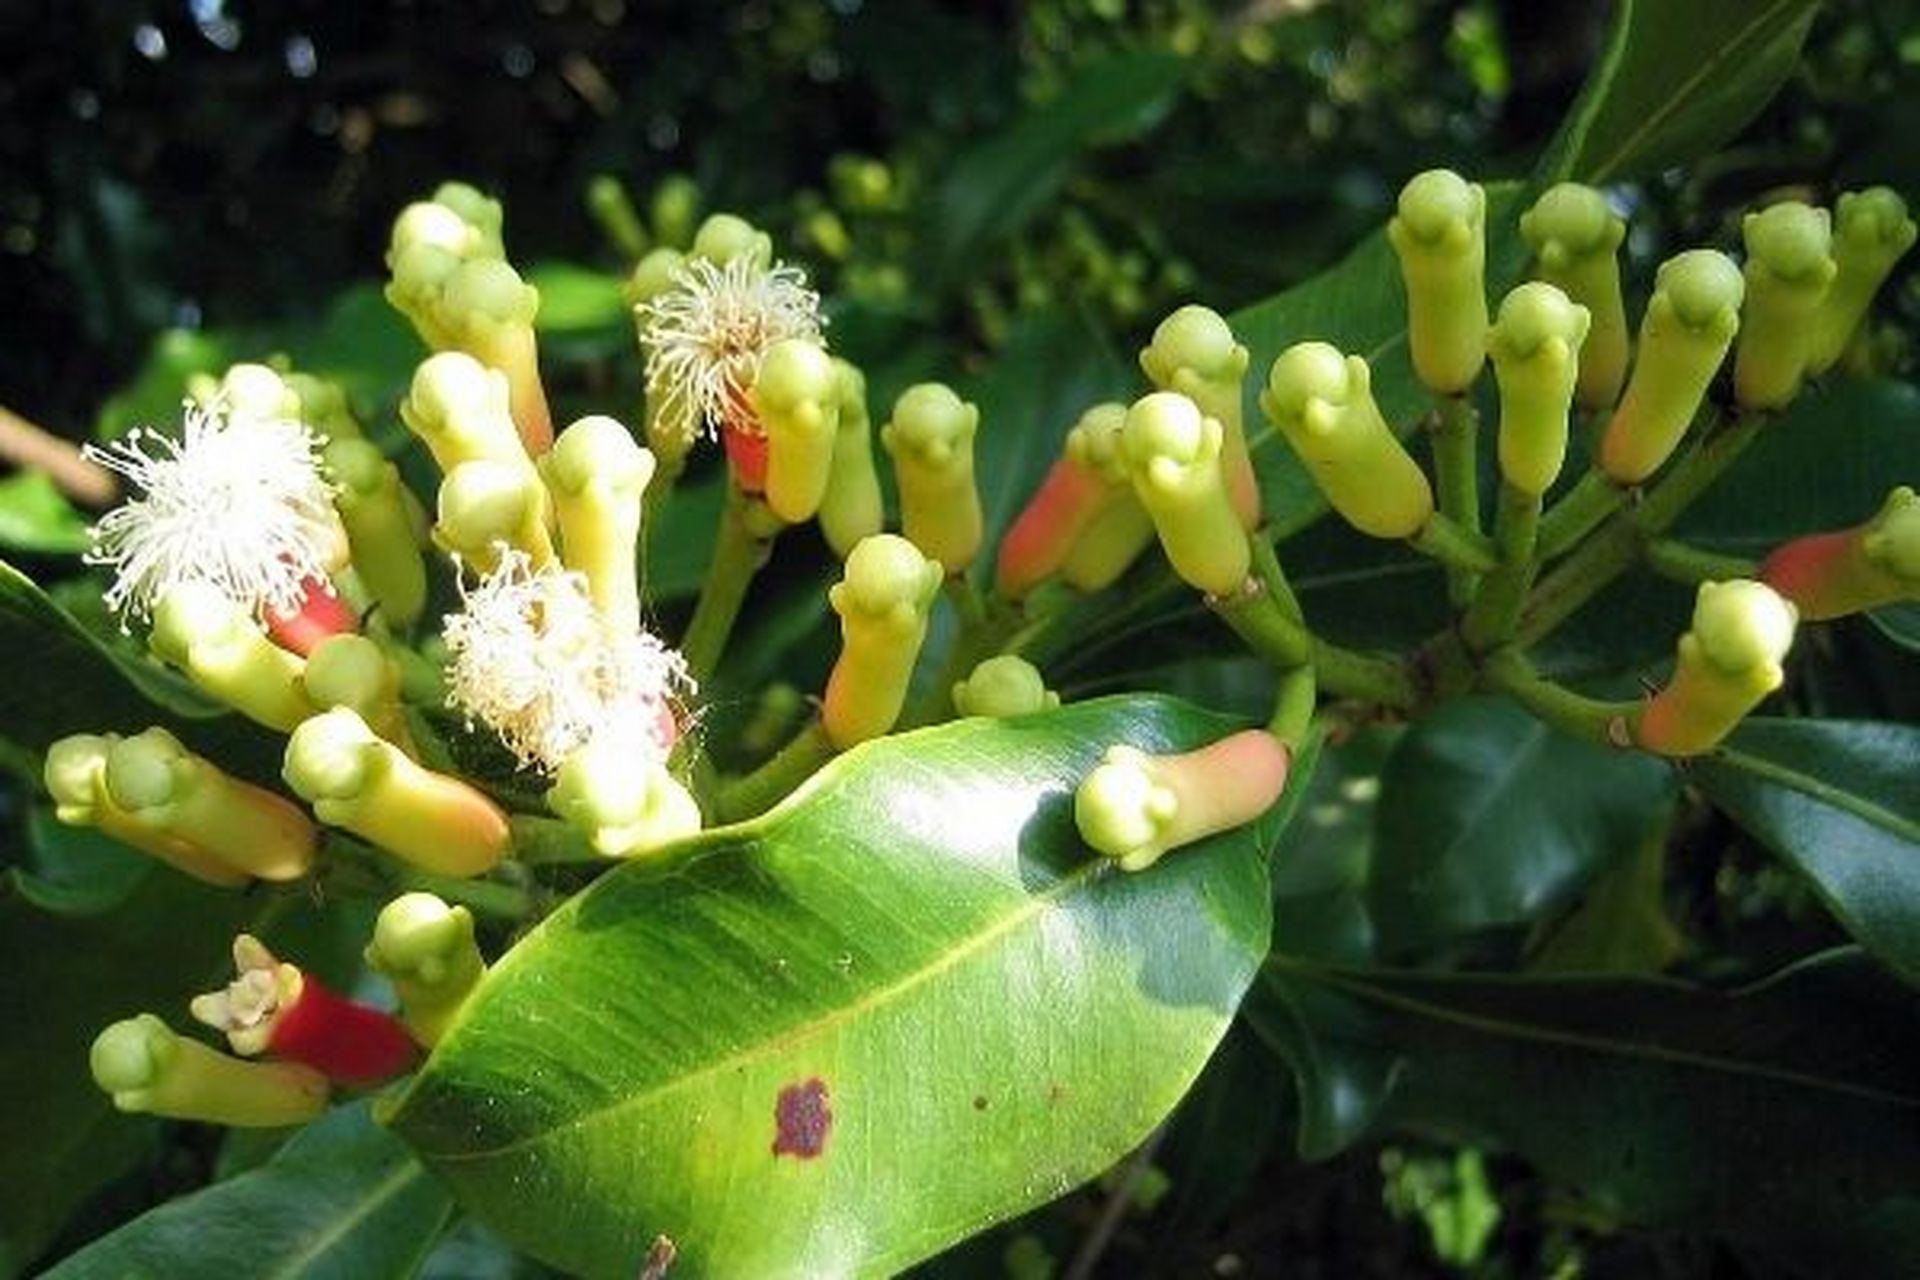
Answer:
388;696;1276;1277
0;471;91;555
0;561;279;775
1536;0;1823;183
0;871;350;1276
1368;698;1677;956
44;1103;452;1280
1252;950;1920;1276
923;50;1187;286
528;261;631;360
1689;718;1920;984
3;807;153;917
1870;603;1920;653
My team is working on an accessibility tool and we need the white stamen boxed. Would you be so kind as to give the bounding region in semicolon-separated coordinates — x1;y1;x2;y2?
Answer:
442;547;691;773
83;401;340;625
637;256;824;448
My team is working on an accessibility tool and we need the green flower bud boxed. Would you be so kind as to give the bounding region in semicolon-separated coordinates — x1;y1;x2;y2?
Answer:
400;352;532;477
365;893;487;1046
750;339;839;525
1598;249;1744;485
623;247;687;311
324;438;428;631
433;459;555;572
1387;169;1489;394
92;1014;329;1127
1121;392;1251;596
1488;282;1590;497
436;257;552;453
45;734;251;887
103;727;318;881
1056;405;1156;591
283;371;361;443
691;212;771;269
211;362;301;424
546;739;703;858
430;181;505;256
650;174;701;250
540;415;653;634
822;534;944;748
587;174;650;261
384;242;464;348
1807;187;1918;375
1519;182;1629;408
996;403;1136;598
303;633;408;747
881;383;984;574
817;357;885;558
1139;305;1259;527
1073;729;1290;872
284;708;509;877
150;582;319;731
952;655;1059;718
388;200;483;266
1258;343;1434;538
1734;202;1837;410
1762;486;1920;620
1637;580;1797;757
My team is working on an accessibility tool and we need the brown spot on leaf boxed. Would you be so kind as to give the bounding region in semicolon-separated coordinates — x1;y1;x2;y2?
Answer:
972;1094;989;1111
637;1236;677;1280
772;1077;832;1158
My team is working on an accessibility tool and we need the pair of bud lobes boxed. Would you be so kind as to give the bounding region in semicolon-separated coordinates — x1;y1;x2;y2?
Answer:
402;351;656;633
91;892;488;1128
740;339;889;559
386;181;551;452
996;305;1261;601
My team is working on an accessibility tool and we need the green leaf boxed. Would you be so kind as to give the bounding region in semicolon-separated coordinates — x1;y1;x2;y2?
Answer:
1870;602;1920;653
1536;0;1823;183
44;1103;452;1280
92;329;232;443
0;871;348;1276
0;561;278;773
3;807;153;917
528;261;631;360
1368;698;1677;956
388;696;1276;1277
1688;719;1920;984
0;471;91;556
1253;950;1920;1275
923;50;1187;286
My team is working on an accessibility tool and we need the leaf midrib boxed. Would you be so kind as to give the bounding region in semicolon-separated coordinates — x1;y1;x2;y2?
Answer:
416;855;1105;1164
1276;963;1920;1111
263;1161;431;1280
1584;0;1808;183
1711;746;1920;845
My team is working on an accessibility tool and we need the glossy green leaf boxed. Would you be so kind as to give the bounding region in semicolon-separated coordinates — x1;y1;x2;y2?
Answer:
0;872;346;1277
1368;698;1676;957
44;1103;452;1280
4;807;153;917
1870;602;1920;653
1253;950;1920;1275
1689;718;1920;984
388;696;1276;1278
1537;0;1823;183
0;561;278;774
0;471;91;555
923;50;1187;286
529;261;631;360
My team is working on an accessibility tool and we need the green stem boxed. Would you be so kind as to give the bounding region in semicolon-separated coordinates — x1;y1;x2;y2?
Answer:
679;487;774;684
717;721;838;822
326;834;534;920
508;814;601;864
1643;539;1757;585
1514;410;1767;649
1408;511;1502;576
903;580;1022;727
1460;483;1544;651
1536;468;1625;560
1250;531;1304;621
1213;580;1416;709
1480;649;1642;749
1267;664;1318;747
1429;395;1483;604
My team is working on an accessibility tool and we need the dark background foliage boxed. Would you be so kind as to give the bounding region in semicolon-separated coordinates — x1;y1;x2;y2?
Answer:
3;2;1919;1277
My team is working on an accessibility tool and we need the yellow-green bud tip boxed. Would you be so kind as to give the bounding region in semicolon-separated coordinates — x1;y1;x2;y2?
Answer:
691;213;771;268
754;339;837;411
1692;580;1797;676
389;201;475;262
1863;486;1920;581
405;352;509;430
283;708;380;802
1490;282;1589;360
835;533;942;617
368;892;475;979
443;258;538;328
149;580;249;666
1062;402;1131;481
323;438;386;494
91;1014;176;1096
1262;341;1357;428
1122;391;1210;464
304;634;396;712
1140;305;1247;387
1836;187;1917;254
1074;746;1174;863
545;415;652;495
102;727;188;812
1656;249;1746;330
44;734;111;809
430;181;503;241
887;384;977;466
1743;203;1834;284
952;655;1059;719
1395;169;1483;245
1520;182;1622;266
625;247;687;308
